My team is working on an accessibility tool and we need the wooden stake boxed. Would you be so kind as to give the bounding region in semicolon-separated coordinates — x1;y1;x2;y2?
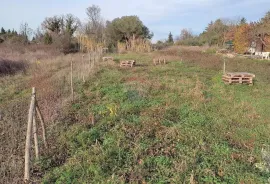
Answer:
92;52;94;68
24;87;36;183
93;53;96;68
70;59;74;102
88;51;91;65
223;59;226;74
95;53;97;68
32;110;39;160
36;103;48;149
82;55;85;83
91;114;95;125
88;51;91;72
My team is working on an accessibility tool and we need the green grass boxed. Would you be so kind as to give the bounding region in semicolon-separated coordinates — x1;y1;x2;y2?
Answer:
42;52;270;183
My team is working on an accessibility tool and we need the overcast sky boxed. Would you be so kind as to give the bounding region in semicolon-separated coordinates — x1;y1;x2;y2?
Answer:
1;0;270;41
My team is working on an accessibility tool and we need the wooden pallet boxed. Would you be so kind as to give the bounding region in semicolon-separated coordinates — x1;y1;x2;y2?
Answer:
102;57;114;61
120;60;136;67
222;72;255;85
153;58;166;65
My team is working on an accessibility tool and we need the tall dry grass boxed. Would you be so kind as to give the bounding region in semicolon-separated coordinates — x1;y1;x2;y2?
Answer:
117;39;152;53
0;43;63;62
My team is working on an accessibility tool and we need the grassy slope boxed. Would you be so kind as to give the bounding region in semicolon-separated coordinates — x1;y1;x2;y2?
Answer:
42;52;270;183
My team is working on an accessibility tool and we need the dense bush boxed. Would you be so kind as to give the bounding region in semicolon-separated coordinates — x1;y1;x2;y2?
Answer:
176;37;203;46
152;41;172;50
44;32;52;45
0;58;27;75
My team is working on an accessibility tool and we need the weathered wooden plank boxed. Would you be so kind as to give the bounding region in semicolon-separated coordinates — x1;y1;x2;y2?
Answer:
120;60;136;67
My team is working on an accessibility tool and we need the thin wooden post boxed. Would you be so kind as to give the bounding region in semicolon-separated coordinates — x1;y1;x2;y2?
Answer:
88;50;91;72
24;87;36;182
36;103;48;149
70;59;74;102
223;59;226;74
79;36;82;52
88;50;91;65
91;114;95;125
82;55;85;83
93;52;96;68
32;110;39;160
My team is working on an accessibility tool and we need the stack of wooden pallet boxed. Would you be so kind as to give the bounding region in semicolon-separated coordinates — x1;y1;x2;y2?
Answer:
120;60;136;67
222;72;255;85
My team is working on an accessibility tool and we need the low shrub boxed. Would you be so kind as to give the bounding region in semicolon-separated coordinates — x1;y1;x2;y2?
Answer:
0;58;27;75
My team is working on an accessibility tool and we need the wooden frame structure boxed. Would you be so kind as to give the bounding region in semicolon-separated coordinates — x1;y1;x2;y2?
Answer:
153;58;166;65
120;60;136;67
222;72;255;85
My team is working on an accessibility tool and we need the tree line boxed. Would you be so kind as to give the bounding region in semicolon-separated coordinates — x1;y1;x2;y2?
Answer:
175;11;270;53
0;24;30;44
0;5;153;53
2;5;270;54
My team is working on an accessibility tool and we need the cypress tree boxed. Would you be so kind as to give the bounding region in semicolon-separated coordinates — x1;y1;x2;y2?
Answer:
1;27;6;34
167;32;174;44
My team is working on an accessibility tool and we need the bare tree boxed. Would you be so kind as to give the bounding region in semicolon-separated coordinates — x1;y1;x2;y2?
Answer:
86;5;101;29
179;29;193;41
33;27;44;43
85;5;105;43
20;22;33;43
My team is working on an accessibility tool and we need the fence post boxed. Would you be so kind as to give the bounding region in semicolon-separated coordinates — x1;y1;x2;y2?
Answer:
88;50;91;65
71;59;74;102
32;110;39;160
36;103;48;149
223;58;226;74
93;52;96;68
24;87;36;182
82;55;85;83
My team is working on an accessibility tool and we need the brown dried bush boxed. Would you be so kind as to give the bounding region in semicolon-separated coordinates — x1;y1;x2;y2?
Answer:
0;58;27;75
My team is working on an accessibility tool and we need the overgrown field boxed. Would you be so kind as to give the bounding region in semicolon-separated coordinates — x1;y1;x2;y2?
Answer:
1;47;270;183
